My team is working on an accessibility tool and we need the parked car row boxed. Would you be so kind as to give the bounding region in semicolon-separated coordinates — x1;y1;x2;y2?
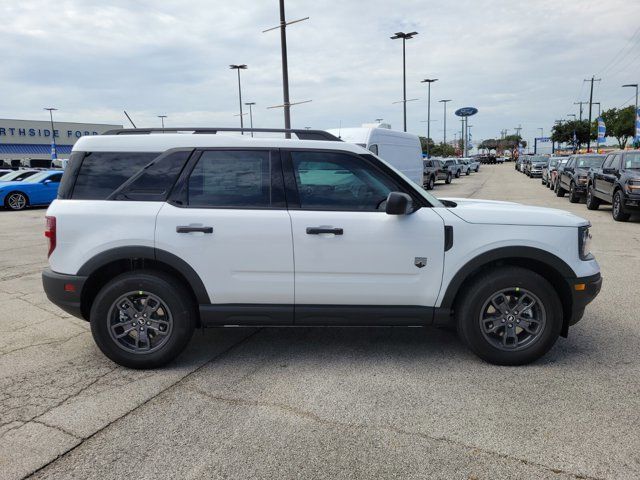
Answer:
0;170;63;211
422;157;480;190
523;150;640;222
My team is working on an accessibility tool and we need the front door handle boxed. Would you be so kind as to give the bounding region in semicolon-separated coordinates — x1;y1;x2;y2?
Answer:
176;226;213;234
306;227;343;235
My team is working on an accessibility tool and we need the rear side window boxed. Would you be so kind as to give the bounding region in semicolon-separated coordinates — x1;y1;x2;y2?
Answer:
70;152;160;200
187;150;273;208
115;150;191;201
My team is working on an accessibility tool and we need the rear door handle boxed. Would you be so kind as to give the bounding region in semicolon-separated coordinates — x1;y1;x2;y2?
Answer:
176;226;213;234
306;227;343;235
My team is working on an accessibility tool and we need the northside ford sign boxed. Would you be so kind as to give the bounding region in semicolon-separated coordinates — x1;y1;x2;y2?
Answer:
455;107;478;117
0;119;122;145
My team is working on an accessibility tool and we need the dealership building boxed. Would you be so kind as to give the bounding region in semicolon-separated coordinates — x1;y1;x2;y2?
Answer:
0;118;122;167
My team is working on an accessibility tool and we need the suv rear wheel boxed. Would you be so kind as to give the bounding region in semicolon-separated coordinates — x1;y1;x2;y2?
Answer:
90;270;196;369
445;172;452;184
568;182;580;203
426;175;435;190
555;180;565;197
456;266;562;365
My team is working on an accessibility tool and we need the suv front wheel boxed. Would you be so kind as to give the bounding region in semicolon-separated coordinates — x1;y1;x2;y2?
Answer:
456;266;562;365
90;270;196;369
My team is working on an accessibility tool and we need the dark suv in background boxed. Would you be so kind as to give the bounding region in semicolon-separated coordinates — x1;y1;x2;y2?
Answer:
586;150;640;221
423;158;452;188
556;154;605;203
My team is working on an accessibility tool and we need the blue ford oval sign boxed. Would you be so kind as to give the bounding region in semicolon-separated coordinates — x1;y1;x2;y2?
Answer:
455;107;478;117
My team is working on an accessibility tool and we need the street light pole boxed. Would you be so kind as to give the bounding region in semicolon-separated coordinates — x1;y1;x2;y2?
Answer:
44;107;58;164
391;31;418;132
245;102;256;137
230;64;247;133
584;76;601;152
157;115;167;130
420;78;437;157
623;83;638;147
439;99;451;147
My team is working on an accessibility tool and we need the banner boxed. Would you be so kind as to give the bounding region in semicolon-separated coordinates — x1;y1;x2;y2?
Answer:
597;117;606;145
50;142;57;161
636;107;640;144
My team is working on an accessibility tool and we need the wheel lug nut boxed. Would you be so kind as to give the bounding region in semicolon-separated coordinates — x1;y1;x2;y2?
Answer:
146;321;150;326
139;327;144;331
516;319;520;323
501;319;505;323
508;323;513;328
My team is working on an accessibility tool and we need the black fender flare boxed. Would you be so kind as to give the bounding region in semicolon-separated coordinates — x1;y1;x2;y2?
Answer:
439;246;576;310
77;246;210;304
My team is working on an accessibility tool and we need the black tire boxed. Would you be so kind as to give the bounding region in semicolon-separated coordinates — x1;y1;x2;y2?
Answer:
456;266;563;365
425;176;435;190
4;191;29;211
612;189;631;222
445;173;452;184
568;183;580;203
541;177;546;185
555;181;565;197
90;270;196;369
585;185;600;210
455;170;461;178
475;167;479;172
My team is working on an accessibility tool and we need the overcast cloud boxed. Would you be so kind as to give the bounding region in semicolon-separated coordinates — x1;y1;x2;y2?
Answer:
1;0;639;145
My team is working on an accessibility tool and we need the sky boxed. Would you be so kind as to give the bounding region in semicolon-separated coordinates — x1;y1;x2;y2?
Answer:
1;0;639;147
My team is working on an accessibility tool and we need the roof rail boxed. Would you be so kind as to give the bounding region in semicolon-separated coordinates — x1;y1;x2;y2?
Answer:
102;127;342;142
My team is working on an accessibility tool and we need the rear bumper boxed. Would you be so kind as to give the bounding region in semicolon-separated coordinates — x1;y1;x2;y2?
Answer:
42;268;87;319
567;272;602;327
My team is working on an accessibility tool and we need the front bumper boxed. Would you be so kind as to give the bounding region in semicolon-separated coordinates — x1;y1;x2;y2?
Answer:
42;268;87;319
622;191;640;210
530;170;542;177
567;272;602;327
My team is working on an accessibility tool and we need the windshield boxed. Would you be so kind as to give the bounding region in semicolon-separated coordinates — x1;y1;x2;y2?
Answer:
23;172;52;183
363;153;443;207
624;153;640;170
0;171;22;181
530;156;547;163
576;156;605;168
549;159;558;167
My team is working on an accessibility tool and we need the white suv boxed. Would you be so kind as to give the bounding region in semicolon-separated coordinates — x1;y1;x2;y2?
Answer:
42;128;602;369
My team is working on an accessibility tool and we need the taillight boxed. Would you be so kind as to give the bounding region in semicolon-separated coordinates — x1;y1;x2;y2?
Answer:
45;216;56;258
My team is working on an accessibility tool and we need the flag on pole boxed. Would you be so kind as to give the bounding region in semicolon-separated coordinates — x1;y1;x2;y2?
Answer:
635;107;640;145
597;117;606;145
50;141;57;162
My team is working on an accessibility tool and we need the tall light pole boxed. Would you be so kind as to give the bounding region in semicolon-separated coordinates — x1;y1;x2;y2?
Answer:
230;64;247;133
44;108;58;164
439;99;451;146
157;115;167;130
245;102;256;137
420;78;437;157
584;76;601;152
623;83;638;147
391;31;418;132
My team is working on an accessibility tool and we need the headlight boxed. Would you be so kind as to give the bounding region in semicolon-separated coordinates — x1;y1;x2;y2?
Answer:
626;179;640;193
578;225;593;260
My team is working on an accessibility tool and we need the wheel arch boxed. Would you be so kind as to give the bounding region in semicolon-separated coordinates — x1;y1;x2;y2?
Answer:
77;247;209;322
440;247;575;336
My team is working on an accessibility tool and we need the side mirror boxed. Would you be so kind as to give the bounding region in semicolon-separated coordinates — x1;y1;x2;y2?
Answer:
43;179;52;185
385;192;413;215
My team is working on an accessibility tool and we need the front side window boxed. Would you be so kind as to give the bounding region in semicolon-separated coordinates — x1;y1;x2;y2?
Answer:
602;154;615;169
187;150;272;208
576;156;605;169
291;151;396;211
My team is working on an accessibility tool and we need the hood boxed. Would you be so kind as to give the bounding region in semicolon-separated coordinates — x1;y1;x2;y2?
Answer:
438;197;588;227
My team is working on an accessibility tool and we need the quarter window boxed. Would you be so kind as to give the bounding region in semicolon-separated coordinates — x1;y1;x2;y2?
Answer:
187;150;272;208
291;151;396;211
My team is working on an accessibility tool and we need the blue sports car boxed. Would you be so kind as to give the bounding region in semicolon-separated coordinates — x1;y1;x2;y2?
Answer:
0;170;63;211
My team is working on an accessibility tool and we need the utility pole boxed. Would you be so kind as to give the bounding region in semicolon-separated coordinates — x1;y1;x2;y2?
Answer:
263;0;309;133
391;31;418;132
245;102;256;136
157;115;167;130
44;107;58;164
574;101;587;121
622;83;638;147
568;114;577;153
584;76;601;152
230;64;247;133
420;78;437;157
439;99;451;145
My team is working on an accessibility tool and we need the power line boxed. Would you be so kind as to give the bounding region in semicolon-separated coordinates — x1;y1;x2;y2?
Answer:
598;26;640;76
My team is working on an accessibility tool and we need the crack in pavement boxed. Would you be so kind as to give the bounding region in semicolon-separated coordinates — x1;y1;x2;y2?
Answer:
186;386;601;480
0;331;88;356
22;328;263;479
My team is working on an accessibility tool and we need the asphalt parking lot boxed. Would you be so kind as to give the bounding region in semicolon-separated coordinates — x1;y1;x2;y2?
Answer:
1;164;638;480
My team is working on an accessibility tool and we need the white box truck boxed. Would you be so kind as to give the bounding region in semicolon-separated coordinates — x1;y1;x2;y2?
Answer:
327;124;424;187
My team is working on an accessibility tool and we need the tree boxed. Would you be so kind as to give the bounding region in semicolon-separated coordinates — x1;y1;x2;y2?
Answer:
430;142;456;157
551;120;594;150
418;136;435;155
599;106;635;149
479;139;498;152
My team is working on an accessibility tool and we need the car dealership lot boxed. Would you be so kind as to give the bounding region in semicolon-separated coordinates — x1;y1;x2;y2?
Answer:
1;164;638;480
